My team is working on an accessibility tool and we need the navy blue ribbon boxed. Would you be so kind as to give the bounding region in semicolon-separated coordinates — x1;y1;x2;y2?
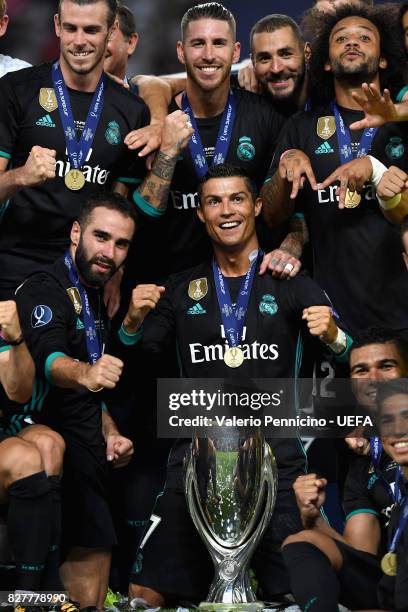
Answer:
388;496;408;554
181;90;235;180
370;436;402;504
212;251;259;349
64;251;101;364
332;102;377;164
52;61;105;170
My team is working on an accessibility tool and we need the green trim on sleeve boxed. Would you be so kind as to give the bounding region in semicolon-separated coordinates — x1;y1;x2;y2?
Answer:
263;177;272;185
345;508;379;522
0;344;10;353
116;177;142;184
118;324;143;346
292;212;305;220
0;151;11;160
133;190;166;217
334;332;353;364
101;401;108;412
45;351;66;384
396;86;408;103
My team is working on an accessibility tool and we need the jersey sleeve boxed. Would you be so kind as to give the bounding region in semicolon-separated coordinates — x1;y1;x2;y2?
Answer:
343;456;379;521
15;275;73;384
0;73;23;161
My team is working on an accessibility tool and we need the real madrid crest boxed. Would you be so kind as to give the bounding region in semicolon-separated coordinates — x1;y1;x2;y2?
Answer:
66;287;82;314
317;116;336;140
39;88;58;113
188;278;208;301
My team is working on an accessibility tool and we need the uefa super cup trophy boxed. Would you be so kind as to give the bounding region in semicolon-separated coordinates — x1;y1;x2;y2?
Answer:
185;428;277;610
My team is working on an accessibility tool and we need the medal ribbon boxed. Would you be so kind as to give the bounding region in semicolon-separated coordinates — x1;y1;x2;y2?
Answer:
63;251;101;364
370;436;403;504
52;61;105;170
388;496;408;554
332;102;377;164
181;90;236;180
212;251;260;350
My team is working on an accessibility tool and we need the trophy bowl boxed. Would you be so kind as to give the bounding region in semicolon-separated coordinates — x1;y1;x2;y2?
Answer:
185;427;277;611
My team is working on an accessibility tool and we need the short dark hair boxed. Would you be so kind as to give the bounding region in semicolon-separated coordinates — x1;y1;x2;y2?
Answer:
0;1;6;19
58;0;118;29
78;191;138;231
351;327;408;368
181;2;236;41
376;378;408;413
400;2;408;22
117;2;136;39
250;14;304;55
308;4;407;107
198;163;258;203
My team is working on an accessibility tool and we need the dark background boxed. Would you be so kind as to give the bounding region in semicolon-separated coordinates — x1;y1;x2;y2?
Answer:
0;0;400;76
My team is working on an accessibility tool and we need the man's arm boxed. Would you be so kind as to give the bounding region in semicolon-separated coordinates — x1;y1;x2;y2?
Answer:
375;166;408;224
259;216;309;278
101;409;134;468
0;147;56;203
48;353;124;392
350;83;408;130
0;301;34;403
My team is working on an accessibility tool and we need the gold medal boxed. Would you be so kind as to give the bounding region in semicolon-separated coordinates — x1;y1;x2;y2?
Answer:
64;169;86;191
224;346;244;368
344;189;361;208
381;552;397;576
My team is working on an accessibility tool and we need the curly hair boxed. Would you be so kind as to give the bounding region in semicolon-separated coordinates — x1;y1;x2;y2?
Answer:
308;3;407;108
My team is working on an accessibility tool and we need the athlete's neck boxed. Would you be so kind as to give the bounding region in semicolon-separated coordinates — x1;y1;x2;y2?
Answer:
213;238;259;277
185;79;230;118
59;55;104;93
334;74;381;110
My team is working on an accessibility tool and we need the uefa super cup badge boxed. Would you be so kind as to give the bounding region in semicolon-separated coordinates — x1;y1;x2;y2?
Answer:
188;278;208;301
317;116;336;140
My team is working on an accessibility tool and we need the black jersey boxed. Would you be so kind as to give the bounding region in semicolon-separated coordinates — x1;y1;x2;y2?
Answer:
343;452;399;553
133;88;286;280
0;63;149;294
267;104;408;334
13;257;136;446
138;260;349;491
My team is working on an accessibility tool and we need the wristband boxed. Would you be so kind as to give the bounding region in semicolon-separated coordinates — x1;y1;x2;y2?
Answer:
326;328;347;354
378;193;402;210
368;155;388;187
7;334;24;346
88;385;104;393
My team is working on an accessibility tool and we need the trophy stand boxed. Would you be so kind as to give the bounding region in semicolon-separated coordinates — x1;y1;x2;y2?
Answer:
185;431;277;611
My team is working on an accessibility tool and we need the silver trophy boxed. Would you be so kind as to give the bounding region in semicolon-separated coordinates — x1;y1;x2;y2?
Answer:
185;428;277;611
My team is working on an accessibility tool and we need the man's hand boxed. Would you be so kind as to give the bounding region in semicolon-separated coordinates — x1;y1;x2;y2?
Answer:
238;61;261;94
123;284;165;333
0;300;22;342
319;157;372;209
279;150;317;199
21;146;56;187
124;121;164;157
106;434;134;468
259;249;301;278
345;437;370;455
293;473;327;527
350;83;398;130
81;354;124;391
302;306;338;344
376;166;408;201
103;268;124;319
159;110;194;158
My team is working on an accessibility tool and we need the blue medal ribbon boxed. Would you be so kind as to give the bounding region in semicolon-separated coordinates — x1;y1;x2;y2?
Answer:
370;436;403;504
332;102;377;164
181;90;236;180
64;251;101;364
212;251;260;350
52;61;105;171
388;496;408;554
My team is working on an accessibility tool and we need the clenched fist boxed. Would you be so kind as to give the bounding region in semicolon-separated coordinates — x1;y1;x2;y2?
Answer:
293;473;327;528
0;300;22;342
21;146;57;187
302;305;338;344
123;284;165;333
82;354;124;392
160;110;194;158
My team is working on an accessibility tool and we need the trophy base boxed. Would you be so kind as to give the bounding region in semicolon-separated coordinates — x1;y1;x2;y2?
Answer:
199;602;265;611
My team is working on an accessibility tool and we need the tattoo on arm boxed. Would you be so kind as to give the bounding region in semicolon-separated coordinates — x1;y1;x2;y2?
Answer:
152;151;177;181
138;151;177;210
279;218;309;259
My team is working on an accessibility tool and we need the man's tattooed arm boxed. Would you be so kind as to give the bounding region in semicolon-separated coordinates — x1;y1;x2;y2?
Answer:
138;151;177;210
260;169;294;229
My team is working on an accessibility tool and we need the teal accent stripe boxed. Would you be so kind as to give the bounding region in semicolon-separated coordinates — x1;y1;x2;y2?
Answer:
101;400;108;412
118;324;143;346
292;212;305;219
335;332;353;364
0;150;11;159
396;85;408;103
263;177;272;185
45;352;66;384
133;190;166;217
0;344;10;353
117;177;142;184
294;332;308;473
346;508;379;521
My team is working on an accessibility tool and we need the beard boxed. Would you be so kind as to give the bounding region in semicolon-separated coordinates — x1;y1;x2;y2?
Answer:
330;55;379;87
75;239;117;288
261;67;306;108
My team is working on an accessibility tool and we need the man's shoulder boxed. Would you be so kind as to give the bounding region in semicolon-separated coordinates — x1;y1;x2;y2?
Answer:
0;54;31;78
16;261;68;297
0;62;52;89
167;261;211;291
105;74;149;114
232;86;281;117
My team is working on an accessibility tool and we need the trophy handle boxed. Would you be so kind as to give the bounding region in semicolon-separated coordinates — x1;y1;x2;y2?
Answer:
185;441;277;607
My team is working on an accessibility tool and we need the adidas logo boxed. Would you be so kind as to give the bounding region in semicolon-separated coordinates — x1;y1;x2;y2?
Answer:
36;114;56;128
76;318;85;330
187;303;206;315
315;141;334;155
